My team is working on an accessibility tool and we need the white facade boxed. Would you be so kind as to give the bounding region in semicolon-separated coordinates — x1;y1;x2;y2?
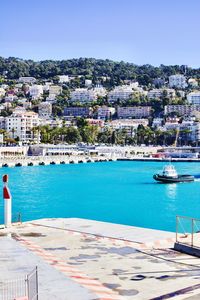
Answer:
58;75;69;83
117;106;151;118
188;78;198;88
152;118;163;128
164;105;200;116
85;79;92;87
92;86;107;97
147;89;175;99
169;75;187;89
4;95;16;102
109;119;148;136
187;92;200;105
70;88;97;102
18;77;36;84
108;85;133;102
38;102;52;118
49;85;62;96
5;111;39;142
43;82;52;92
0;88;6;98
29;85;43;99
97;106;115;119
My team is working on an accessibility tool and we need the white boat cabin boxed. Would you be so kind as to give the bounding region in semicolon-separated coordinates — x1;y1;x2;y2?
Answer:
162;165;178;178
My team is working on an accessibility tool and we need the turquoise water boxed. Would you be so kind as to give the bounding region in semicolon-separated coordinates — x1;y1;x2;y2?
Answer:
0;161;200;232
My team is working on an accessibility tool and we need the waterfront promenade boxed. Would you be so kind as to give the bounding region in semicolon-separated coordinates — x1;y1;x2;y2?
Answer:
1;218;200;299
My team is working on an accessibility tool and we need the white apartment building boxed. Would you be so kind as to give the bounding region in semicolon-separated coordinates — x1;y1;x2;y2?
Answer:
38;102;52;118
29;85;43;99
169;75;187;89
39;118;64;128
18;77;36;84
117;106;151;118
43;82;52;92
129;82;139;89
108;85;133;102
85;79;92;87
188;78;198;88
97;106;115;119
46;95;57;103
4;95;16;102
164;105;200;116
152;118;163;128
0;88;6;98
5;110;40;142
92;86;107;97
58;75;69;83
147;89;175;99
49;85;62;96
70;88;97;102
187;92;200;105
109;119;148;136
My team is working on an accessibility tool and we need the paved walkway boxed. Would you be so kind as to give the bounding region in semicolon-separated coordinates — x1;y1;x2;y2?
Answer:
0;236;98;300
1;218;200;299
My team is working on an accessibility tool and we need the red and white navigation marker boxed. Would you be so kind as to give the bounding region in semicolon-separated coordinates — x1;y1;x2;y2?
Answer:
3;174;12;227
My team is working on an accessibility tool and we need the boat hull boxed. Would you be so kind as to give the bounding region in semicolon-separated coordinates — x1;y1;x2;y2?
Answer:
153;174;194;183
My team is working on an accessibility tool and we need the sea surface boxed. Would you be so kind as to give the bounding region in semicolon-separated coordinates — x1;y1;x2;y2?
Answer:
0;161;200;232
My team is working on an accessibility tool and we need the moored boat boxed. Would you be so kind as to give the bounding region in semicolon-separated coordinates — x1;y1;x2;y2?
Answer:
153;165;194;183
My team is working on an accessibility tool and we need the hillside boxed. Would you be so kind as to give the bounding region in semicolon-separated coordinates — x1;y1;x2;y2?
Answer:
0;57;199;87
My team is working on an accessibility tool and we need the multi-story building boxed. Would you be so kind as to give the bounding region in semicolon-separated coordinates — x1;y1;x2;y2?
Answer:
188;78;198;88
5;109;39;142
97;106;115;119
152;118;163;128
108;85;133;102
29;85;43;99
92;86;107;97
4;95;16;102
0;88;6;98
169;75;187;89
164;105;200;116
70;88;97;102
187;92;200;105
117;106;151;118
85;79;92;87
58;75;69;83
18;77;36;84
108;119;148;136
64;107;92;118
49;85;62;96
147;89;175;99
38;102;52;118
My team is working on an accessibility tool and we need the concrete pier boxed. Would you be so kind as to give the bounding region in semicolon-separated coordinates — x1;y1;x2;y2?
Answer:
0;155;116;168
1;218;200;299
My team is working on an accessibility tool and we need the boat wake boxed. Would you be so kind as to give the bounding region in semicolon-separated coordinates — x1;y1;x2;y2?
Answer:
194;178;200;182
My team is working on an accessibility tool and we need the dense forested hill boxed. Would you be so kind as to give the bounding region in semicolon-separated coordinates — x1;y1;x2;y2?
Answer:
0;57;199;86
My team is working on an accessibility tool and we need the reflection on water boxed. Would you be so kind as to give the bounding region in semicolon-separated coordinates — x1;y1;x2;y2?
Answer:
165;183;177;199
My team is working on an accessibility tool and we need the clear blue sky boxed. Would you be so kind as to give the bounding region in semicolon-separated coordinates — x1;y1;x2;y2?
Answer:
0;0;199;67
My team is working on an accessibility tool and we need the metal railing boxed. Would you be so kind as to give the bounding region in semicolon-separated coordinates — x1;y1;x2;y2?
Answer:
12;212;22;224
0;267;38;300
0;276;27;300
176;215;200;248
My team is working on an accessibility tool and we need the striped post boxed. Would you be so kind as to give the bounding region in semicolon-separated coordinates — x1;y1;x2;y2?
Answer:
3;174;12;227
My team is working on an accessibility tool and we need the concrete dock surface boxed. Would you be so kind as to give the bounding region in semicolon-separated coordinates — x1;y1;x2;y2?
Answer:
1;218;200;299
